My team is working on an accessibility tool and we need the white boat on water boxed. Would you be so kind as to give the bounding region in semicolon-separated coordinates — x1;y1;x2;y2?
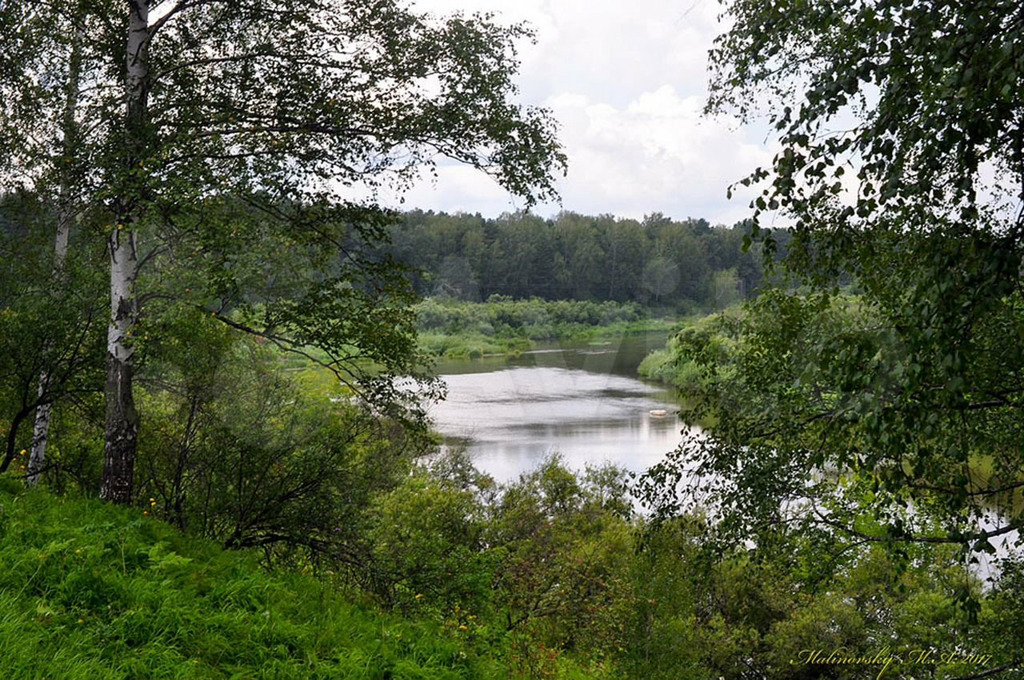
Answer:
648;409;668;417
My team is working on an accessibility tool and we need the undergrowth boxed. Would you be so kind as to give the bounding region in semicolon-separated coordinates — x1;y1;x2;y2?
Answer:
0;478;495;679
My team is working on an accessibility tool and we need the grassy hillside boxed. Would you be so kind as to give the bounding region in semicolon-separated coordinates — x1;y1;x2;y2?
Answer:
0;478;497;679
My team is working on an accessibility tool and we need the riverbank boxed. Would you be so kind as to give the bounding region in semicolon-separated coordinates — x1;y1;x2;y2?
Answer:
416;297;686;359
0;481;506;679
637;307;740;387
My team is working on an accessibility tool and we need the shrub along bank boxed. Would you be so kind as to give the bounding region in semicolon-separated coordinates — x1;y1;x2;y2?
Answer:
416;297;678;358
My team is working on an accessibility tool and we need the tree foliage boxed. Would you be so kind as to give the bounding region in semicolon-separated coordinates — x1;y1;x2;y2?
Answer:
1;0;565;503
676;0;1024;559
133;313;428;561
388;210;768;309
0;193;105;476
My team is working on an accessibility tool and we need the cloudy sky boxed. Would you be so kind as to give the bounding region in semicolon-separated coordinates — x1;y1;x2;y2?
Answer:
391;0;775;225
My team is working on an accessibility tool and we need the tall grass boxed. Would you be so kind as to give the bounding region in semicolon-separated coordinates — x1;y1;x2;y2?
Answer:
0;479;494;679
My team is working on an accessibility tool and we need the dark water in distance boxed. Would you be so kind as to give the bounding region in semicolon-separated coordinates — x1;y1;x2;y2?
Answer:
428;333;694;482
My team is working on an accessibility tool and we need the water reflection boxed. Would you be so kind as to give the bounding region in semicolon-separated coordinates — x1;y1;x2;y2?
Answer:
429;335;692;482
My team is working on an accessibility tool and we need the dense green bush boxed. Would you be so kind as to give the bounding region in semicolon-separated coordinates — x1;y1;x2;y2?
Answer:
638;306;742;396
132;310;429;569
414;297;674;358
365;474;496;612
416;297;645;339
0;445;1018;679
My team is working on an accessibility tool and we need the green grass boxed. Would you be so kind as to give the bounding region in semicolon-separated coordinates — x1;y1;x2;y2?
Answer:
416;297;681;359
417;332;532;360
0;479;497;679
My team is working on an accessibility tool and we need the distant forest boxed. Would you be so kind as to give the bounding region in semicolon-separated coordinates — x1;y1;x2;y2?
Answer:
387;210;782;311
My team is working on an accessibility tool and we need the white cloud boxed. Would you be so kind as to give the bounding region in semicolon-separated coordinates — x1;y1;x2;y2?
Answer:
381;0;772;225
536;86;773;224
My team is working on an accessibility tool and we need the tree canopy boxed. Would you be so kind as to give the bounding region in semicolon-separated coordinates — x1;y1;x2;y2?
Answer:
0;0;565;503
649;0;1024;565
386;210;766;309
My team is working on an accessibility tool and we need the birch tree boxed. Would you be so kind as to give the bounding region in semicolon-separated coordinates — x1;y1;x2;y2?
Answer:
26;18;86;487
653;0;1024;560
0;3;102;481
2;0;564;504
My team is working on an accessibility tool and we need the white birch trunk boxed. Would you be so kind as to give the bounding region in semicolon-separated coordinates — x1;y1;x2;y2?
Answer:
100;0;149;504
26;216;71;486
101;227;140;503
27;27;82;487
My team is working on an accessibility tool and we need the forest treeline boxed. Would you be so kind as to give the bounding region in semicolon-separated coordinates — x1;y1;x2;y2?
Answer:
386;210;782;311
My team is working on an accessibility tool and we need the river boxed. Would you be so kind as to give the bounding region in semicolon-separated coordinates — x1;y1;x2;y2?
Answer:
428;332;692;482
427;333;1021;579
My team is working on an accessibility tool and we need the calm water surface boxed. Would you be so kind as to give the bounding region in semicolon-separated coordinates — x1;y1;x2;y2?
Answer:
428;335;1017;577
428;333;695;481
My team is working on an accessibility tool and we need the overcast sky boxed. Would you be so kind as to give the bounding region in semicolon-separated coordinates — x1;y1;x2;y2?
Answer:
389;0;774;225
